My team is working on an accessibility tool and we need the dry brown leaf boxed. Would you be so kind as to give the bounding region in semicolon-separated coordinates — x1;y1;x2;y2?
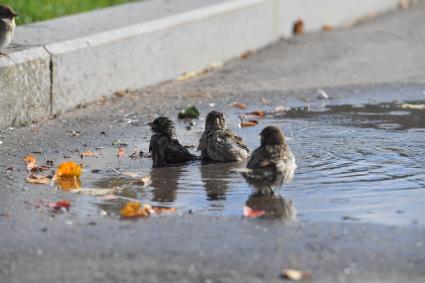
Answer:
80;151;99;158
293;19;304;35
72;187;119;196
247;111;265;118
56;161;83;178
115;91;126;97
117;147;126;158
24;154;37;171
281;269;310;281
26;174;52;185
240;120;259;128
176;71;199;81
120;202;151;218
240;50;253;59
322;24;333;32
232;102;247;109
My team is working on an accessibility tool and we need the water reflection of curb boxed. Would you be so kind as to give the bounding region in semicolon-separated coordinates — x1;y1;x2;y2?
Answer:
0;0;400;127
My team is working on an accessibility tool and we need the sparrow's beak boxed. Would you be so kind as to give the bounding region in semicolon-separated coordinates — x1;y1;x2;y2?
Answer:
10;11;18;18
147;122;154;127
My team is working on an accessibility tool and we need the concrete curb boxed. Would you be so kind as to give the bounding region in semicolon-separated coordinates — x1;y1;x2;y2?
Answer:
0;0;401;127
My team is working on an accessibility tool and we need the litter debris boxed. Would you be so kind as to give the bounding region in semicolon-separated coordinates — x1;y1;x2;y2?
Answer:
281;269;310;281
317;89;329;100
117;146;126;158
400;103;425;110
178;106;200;119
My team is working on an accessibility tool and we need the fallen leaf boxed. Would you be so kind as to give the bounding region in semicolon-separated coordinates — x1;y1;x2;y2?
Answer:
243;206;266;218
132;176;152;187
26;174;52;185
232;102;247;109
240;120;259;128
178;106;200;119
400;103;425;110
281;269;310;281
261;97;271;105
80;151;99;158
240;50;254;59
322;24;333;32
117;147;126;158
71;187;119;196
152;206;177;214
247;111;265;118
122;171;140;178
206;62;223;70
115;91;126;97
56;161;83;178
48;200;71;210
293;19;304;35
120;202;151;218
24;154;37;171
176;71;199;81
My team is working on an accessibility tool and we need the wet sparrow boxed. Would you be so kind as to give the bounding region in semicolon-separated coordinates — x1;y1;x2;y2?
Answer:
0;5;18;55
243;126;296;189
149;117;197;167
198;111;249;162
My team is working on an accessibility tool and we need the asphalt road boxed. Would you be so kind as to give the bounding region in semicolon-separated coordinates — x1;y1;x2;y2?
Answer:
1;2;425;283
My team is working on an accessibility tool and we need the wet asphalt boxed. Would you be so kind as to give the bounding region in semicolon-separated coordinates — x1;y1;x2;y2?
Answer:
1;3;425;283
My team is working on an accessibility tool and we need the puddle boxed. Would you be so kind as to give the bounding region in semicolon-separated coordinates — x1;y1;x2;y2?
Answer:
54;100;425;225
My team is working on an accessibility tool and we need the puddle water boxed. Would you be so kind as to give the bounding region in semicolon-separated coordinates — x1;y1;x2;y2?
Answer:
66;100;425;225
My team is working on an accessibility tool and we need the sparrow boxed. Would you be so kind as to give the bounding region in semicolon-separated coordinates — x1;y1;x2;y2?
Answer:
0;5;18;55
149;117;197;167
243;126;296;189
198;111;249;162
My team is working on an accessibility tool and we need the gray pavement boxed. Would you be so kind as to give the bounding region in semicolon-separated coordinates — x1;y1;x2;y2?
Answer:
1;3;425;283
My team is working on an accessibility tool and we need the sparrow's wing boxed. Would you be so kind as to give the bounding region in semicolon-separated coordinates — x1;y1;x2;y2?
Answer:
164;140;195;164
215;130;249;159
197;133;208;151
246;148;267;169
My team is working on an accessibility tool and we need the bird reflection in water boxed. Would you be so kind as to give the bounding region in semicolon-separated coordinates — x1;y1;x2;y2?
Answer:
150;166;183;203
245;189;296;220
200;162;236;201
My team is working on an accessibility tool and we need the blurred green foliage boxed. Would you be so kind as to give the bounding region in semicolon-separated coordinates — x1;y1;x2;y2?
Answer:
1;0;139;25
